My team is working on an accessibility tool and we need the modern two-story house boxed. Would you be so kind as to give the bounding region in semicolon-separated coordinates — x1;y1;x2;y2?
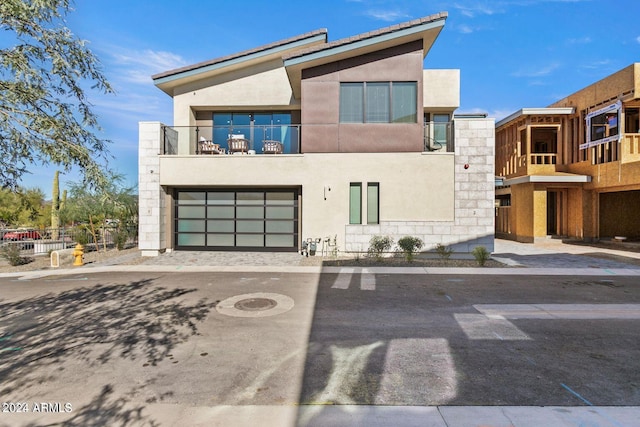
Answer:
138;12;495;256
495;63;640;242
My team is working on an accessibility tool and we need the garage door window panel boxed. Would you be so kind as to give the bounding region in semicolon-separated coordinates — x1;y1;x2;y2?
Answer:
237;206;264;219
237;220;264;233
236;234;264;247
207;220;234;232
266;221;294;233
266;235;294;247
178;220;206;232
207;234;234;246
178;234;205;246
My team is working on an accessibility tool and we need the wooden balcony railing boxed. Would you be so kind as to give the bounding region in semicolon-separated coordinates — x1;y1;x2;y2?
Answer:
621;133;640;164
530;153;557;165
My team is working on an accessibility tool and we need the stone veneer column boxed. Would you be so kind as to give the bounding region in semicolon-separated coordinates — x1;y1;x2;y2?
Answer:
451;117;496;253
138;122;166;256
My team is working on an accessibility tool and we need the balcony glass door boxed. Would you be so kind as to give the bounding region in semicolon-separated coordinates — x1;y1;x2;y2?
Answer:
213;112;293;153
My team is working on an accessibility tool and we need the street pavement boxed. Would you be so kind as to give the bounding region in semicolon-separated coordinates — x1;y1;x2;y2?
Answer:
0;239;639;427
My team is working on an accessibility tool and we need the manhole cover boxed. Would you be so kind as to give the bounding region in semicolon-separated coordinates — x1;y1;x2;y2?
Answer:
234;298;278;311
216;292;295;318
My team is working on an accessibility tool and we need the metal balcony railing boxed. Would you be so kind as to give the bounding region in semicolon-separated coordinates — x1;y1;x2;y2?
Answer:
161;122;455;155
162;125;301;155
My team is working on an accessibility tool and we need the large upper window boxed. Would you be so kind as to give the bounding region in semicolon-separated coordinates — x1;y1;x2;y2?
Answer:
339;82;417;124
582;101;621;149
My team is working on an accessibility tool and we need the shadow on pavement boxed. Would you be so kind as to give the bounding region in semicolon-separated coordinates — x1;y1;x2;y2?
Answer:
296;272;640;424
0;278;215;426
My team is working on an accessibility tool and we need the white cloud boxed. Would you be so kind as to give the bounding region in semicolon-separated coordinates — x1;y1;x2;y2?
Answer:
364;9;411;22
457;24;474;34
580;59;611;70
452;3;501;18
636;36;640;44
512;63;560;78
566;36;592;45
107;49;188;84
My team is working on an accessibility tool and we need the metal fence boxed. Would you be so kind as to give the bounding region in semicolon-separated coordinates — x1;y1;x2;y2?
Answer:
0;226;138;255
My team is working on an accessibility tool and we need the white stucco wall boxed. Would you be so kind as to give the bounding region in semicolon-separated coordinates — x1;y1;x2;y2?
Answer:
423;69;460;110
172;59;296;126
159;151;455;251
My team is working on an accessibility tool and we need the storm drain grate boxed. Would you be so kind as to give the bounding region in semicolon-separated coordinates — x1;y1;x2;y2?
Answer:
234;298;278;311
216;292;295;318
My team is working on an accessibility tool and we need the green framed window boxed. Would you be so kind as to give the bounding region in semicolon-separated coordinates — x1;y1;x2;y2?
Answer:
349;183;362;224
367;183;379;224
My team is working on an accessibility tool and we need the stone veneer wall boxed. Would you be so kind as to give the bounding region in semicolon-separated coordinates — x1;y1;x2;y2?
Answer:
138;122;166;256
345;117;495;256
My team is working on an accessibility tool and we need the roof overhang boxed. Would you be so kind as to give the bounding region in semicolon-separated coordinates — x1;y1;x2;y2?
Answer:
496;107;575;128
152;31;328;96
503;174;592;186
283;13;447;99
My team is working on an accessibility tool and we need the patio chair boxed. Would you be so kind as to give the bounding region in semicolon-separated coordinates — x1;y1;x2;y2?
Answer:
262;140;284;154
199;140;225;154
228;135;249;154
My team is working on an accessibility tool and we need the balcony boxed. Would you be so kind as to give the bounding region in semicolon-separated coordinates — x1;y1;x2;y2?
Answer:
162;125;301;155
161;123;455;155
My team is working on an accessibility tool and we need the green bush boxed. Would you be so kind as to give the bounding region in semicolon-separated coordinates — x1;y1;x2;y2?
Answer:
435;243;453;260
397;236;424;262
73;228;90;245
0;244;30;266
472;246;490;266
114;228;129;250
367;235;393;261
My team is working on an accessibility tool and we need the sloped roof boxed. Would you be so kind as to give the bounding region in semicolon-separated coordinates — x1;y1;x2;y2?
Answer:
152;29;328;95
283;12;447;98
152;12;448;97
283;12;447;62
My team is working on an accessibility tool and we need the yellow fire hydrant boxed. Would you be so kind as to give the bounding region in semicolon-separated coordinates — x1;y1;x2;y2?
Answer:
72;243;84;266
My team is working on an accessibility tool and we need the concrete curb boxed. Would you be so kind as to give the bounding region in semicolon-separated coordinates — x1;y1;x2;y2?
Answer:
3;264;640;279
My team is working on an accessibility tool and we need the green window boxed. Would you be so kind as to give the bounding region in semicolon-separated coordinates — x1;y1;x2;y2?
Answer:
349;183;362;224
367;183;379;224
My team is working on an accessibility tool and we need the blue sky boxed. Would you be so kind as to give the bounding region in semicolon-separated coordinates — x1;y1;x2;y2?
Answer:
11;0;640;197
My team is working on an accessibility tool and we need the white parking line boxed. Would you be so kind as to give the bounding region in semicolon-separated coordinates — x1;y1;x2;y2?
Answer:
361;269;376;291
332;268;354;289
474;304;640;320
454;313;531;340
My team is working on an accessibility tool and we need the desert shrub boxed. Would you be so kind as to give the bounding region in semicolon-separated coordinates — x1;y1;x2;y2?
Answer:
0;244;30;266
367;235;394;261
73;228;90;245
472;246;490;266
435;243;453;260
397;236;424;262
114;228;129;250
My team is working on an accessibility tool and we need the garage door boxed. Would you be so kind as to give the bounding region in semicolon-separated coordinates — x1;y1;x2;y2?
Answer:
175;189;299;251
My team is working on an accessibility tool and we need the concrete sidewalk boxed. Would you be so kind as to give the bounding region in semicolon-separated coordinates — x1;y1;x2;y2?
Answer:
139;404;639;427
3;238;640;279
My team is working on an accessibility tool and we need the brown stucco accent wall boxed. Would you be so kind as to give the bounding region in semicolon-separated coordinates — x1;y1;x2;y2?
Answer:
300;40;424;153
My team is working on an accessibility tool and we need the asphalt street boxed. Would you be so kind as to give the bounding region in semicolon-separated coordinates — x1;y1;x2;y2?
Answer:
0;269;639;426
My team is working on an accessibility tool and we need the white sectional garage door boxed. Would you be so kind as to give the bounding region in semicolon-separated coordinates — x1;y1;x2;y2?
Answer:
175;189;299;251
